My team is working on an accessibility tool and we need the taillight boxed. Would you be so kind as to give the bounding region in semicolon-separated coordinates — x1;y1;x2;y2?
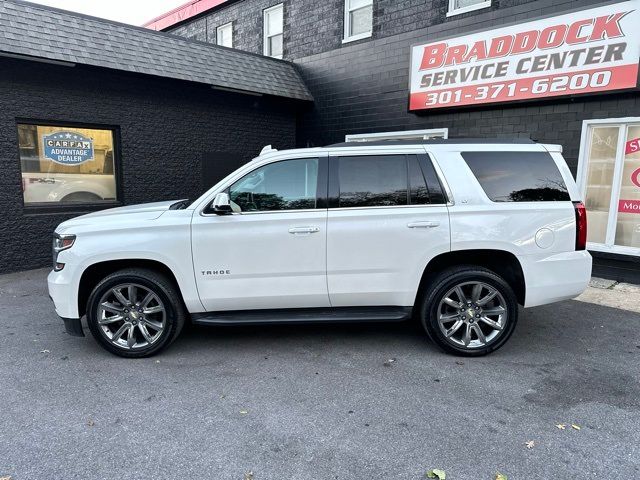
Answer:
574;201;587;251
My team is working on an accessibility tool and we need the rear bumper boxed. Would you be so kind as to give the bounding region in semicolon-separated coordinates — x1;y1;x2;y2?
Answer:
523;250;592;308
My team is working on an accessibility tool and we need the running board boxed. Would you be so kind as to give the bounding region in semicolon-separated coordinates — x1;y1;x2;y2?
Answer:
191;306;412;326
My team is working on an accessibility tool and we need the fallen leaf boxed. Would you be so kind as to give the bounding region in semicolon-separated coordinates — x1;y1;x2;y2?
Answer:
240;410;248;415
244;471;254;480
40;350;50;354
571;424;581;431
87;419;95;427
426;468;446;479
525;440;535;449
496;473;508;480
455;361;464;365
556;424;566;430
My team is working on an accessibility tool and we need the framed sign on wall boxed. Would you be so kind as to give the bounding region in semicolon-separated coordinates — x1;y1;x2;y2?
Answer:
409;1;640;111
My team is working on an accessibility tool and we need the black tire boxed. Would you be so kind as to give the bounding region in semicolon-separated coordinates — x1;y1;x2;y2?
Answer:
86;268;186;358
419;266;518;356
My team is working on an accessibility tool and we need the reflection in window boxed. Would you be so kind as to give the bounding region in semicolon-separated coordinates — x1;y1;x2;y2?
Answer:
408;155;430;205
229;158;318;212
462;152;570;202
18;123;118;205
339;155;408;207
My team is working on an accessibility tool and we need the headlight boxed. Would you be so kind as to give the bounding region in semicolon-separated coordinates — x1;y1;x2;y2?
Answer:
52;233;76;271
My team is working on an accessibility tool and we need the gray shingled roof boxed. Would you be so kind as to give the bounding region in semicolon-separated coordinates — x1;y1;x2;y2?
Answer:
0;0;313;101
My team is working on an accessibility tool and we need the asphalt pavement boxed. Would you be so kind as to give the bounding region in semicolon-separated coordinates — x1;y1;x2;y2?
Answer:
0;268;639;480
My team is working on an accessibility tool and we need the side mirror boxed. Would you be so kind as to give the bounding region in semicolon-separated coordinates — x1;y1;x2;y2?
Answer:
211;192;233;215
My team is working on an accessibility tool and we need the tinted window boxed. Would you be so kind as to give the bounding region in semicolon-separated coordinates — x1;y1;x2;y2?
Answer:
229;158;318;212
420;155;447;204
338;155;408;207
409;156;430;205
462;152;570;202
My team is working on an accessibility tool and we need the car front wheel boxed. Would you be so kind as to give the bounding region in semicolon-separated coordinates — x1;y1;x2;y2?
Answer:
86;268;185;358
420;266;519;356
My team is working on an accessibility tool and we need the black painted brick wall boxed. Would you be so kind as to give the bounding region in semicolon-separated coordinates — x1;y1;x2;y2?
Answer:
293;0;636;173
166;0;572;60
165;0;639;175
0;58;297;273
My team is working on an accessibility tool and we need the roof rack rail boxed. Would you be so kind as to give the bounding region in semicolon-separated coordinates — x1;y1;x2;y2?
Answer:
326;138;536;148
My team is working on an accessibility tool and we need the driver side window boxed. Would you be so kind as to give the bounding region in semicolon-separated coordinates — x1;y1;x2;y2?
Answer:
229;158;319;212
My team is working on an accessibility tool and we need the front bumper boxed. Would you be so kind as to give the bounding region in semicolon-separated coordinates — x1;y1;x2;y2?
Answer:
61;317;85;337
48;267;84;336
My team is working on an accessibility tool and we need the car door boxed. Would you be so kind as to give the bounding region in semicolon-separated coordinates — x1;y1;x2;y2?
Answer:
191;155;330;311
327;149;451;307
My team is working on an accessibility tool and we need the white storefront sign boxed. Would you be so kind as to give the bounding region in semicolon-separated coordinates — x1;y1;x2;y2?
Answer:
409;1;640;110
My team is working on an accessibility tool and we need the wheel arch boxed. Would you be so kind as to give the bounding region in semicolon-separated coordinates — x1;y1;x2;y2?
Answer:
77;259;183;318
417;249;526;306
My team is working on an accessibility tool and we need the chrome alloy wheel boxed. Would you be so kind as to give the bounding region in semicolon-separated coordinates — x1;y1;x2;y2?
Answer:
436;281;507;349
97;283;166;350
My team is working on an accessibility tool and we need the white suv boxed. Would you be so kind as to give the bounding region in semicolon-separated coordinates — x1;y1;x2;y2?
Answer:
48;139;592;358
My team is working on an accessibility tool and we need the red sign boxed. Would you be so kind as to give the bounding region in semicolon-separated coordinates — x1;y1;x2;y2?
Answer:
625;138;640;155
409;1;640;110
632;167;640;188
618;199;640;214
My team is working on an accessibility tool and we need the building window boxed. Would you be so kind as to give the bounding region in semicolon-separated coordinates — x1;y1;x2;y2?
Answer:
577;119;640;255
447;0;491;17
263;4;284;59
18;122;119;207
343;0;373;43
216;22;233;48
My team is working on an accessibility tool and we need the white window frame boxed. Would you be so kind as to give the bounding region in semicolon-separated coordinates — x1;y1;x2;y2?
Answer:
447;0;491;17
216;22;233;48
576;117;640;257
263;4;284;59
343;0;373;44
345;128;449;142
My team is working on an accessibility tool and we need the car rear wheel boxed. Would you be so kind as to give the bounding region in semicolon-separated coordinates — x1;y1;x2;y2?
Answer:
86;268;185;358
419;266;518;356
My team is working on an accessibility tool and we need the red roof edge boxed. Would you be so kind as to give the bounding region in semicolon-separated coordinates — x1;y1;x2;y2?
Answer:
143;0;229;31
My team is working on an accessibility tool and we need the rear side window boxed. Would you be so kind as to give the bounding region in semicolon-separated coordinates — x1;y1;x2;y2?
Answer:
338;155;407;208
335;154;447;208
462;152;570;202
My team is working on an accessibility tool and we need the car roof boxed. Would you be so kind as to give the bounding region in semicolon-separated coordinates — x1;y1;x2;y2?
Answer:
256;138;549;162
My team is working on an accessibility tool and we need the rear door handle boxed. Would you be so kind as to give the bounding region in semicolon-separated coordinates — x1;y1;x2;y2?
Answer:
289;226;320;235
407;221;440;229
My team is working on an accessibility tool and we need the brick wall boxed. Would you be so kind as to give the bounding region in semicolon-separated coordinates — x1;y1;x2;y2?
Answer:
294;0;640;173
164;0;640;174
0;58;297;273
165;0;570;60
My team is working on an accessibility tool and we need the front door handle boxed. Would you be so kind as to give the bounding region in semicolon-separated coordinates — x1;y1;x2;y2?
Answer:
289;226;320;235
407;221;440;229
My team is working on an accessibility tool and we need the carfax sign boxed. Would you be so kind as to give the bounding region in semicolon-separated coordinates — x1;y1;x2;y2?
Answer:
43;131;95;165
409;1;640;111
